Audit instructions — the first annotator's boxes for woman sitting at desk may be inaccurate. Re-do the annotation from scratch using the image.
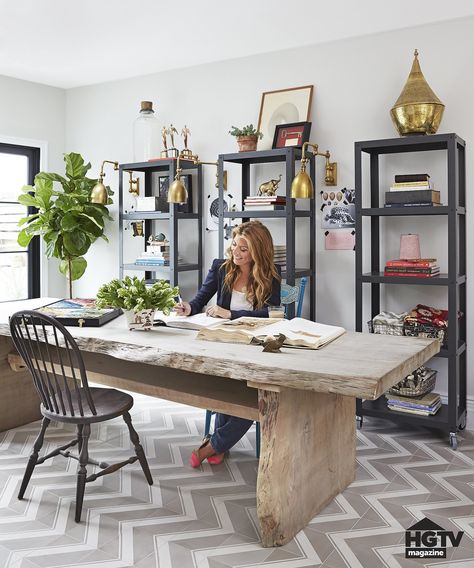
[175,220,281,467]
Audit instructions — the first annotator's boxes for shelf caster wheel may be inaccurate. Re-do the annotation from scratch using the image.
[449,432,458,450]
[459,415,467,431]
[356,415,363,430]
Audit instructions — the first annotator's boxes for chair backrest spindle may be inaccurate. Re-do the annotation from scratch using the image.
[9,310,97,419]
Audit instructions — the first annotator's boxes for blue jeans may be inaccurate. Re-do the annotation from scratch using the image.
[210,413,253,454]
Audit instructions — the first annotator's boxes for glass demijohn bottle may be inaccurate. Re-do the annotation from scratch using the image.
[133,101,161,161]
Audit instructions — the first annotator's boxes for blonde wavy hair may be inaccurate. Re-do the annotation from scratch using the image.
[222,221,280,309]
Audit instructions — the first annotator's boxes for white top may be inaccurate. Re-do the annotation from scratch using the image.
[230,289,253,311]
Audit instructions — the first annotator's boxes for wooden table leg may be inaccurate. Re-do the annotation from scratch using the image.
[257,387,355,547]
[0,336,41,432]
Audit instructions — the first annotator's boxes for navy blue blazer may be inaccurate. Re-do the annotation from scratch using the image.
[189,258,281,320]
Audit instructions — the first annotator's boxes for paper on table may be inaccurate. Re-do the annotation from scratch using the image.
[154,311,228,331]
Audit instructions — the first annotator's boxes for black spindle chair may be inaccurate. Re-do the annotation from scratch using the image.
[9,310,153,522]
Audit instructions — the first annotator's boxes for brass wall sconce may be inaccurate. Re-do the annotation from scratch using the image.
[167,156,222,204]
[290,143,337,199]
[90,160,119,204]
[131,220,144,237]
[128,171,140,197]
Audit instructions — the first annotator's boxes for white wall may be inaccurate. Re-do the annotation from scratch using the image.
[0,74,66,296]
[64,17,473,400]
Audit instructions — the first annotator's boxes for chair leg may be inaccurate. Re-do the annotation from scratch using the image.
[18,417,50,500]
[76,424,84,453]
[123,412,153,485]
[75,423,90,523]
[204,410,213,436]
[256,421,261,459]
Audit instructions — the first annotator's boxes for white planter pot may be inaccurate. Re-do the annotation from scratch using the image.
[124,309,155,331]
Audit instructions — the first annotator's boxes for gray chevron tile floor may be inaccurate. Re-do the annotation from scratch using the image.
[0,393,473,568]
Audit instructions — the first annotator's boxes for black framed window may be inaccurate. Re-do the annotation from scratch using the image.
[0,143,41,301]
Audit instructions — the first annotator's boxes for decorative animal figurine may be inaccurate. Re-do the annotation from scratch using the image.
[257,174,282,196]
[262,333,286,353]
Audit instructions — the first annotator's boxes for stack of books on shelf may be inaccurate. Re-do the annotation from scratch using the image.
[384,174,442,208]
[243,196,286,211]
[135,243,184,267]
[384,258,440,278]
[385,392,441,416]
[273,245,286,271]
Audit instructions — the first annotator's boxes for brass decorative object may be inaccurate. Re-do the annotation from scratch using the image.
[131,221,144,237]
[262,334,286,353]
[291,142,337,199]
[258,174,282,196]
[179,125,198,161]
[128,171,140,197]
[390,50,445,136]
[160,124,179,158]
[91,160,118,204]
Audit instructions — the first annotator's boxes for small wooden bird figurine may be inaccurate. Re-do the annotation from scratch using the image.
[262,333,286,353]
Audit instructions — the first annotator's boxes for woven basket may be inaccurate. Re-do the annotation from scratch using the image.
[388,368,437,397]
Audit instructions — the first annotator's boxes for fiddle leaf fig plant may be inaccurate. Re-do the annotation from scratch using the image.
[17,153,114,298]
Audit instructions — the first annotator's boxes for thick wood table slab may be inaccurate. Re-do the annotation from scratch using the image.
[0,299,439,547]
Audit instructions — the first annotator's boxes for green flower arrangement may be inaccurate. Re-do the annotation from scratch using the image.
[96,276,178,313]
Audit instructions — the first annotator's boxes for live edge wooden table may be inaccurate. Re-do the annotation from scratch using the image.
[0,299,439,547]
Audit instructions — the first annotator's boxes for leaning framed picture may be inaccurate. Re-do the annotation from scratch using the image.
[272,121,312,149]
[155,174,193,213]
[257,85,314,150]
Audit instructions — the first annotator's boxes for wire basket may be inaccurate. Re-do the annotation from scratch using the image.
[403,321,448,348]
[388,367,437,397]
[368,311,406,336]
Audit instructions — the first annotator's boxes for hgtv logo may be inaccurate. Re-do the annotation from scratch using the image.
[405,517,464,559]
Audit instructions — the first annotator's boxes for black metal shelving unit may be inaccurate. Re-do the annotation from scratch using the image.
[354,133,467,449]
[217,148,316,320]
[119,159,203,288]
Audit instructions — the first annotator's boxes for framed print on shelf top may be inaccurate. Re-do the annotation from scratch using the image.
[155,174,193,213]
[272,121,312,149]
[257,85,313,150]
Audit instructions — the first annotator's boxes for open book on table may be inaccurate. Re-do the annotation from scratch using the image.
[154,311,229,331]
[196,317,345,349]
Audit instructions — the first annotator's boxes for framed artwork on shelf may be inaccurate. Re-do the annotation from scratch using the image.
[257,85,314,150]
[321,188,356,229]
[155,174,193,213]
[272,121,312,149]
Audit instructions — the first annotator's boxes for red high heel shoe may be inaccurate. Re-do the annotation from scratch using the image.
[190,436,225,467]
[207,453,225,465]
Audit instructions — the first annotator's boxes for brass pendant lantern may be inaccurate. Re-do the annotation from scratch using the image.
[390,50,445,136]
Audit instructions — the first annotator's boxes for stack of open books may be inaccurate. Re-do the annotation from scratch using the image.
[197,316,345,349]
[154,313,345,350]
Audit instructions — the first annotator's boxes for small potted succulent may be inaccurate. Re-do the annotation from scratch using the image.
[229,124,263,152]
[96,276,178,330]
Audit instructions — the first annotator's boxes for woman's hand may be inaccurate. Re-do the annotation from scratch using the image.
[206,305,231,319]
[174,301,192,316]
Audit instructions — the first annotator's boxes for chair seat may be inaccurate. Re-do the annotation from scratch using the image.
[41,387,134,424]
